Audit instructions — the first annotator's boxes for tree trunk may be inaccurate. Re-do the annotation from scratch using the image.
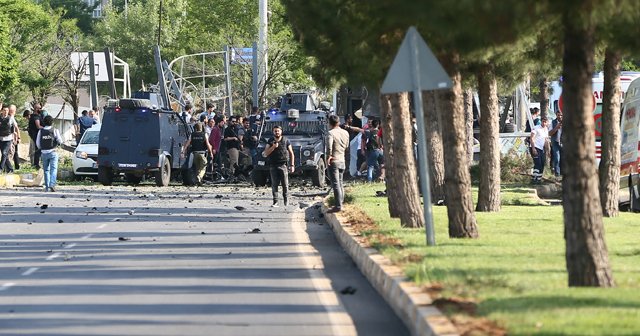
[379,93,400,218]
[476,66,501,212]
[562,17,614,287]
[423,91,445,202]
[599,49,622,217]
[539,78,550,120]
[438,53,479,238]
[389,92,424,228]
[463,88,475,163]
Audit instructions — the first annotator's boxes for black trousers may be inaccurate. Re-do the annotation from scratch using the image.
[30,134,41,168]
[269,164,289,202]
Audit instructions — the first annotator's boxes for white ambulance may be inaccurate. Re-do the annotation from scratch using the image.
[620,78,640,210]
[550,71,640,162]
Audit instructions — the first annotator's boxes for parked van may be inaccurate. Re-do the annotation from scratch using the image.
[619,77,640,211]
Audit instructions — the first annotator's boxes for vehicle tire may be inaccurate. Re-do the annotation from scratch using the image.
[252,169,268,187]
[312,159,326,187]
[155,157,171,187]
[182,167,197,186]
[98,166,113,186]
[125,173,142,185]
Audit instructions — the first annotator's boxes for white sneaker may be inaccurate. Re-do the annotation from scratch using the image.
[271,203,279,208]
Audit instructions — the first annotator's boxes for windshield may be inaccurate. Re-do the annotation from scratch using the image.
[81,130,100,145]
[262,120,325,137]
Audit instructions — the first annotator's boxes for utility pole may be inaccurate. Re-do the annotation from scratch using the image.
[258,0,268,106]
[157,0,163,46]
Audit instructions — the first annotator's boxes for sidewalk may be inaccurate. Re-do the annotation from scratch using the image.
[322,204,459,336]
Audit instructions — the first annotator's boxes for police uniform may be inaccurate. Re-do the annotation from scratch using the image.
[189,131,209,184]
[36,126,63,191]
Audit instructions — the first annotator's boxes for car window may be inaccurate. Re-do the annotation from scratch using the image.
[81,131,100,145]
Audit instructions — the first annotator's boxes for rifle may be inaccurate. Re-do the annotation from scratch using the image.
[257,110,267,143]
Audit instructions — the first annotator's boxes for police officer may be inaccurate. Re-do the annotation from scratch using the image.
[263,125,294,207]
[36,115,63,192]
[182,122,214,185]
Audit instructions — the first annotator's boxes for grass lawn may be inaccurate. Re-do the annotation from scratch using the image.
[342,182,640,335]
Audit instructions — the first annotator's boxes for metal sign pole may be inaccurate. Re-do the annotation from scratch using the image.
[409,32,436,246]
[252,42,259,107]
[88,52,98,109]
[381,26,452,246]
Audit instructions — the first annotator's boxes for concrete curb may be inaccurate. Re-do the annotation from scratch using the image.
[322,205,459,336]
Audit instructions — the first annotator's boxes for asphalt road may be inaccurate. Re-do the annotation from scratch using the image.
[0,183,409,336]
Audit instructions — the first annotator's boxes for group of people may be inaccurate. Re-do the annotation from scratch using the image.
[181,103,262,186]
[0,101,67,192]
[528,107,563,184]
[340,114,386,183]
[181,103,371,212]
[0,103,21,174]
[75,107,100,143]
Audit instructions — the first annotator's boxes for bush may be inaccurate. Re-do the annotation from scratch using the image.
[500,150,532,183]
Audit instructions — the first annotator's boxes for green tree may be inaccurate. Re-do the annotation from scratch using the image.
[92,0,189,88]
[283,0,428,228]
[547,0,615,287]
[21,14,81,106]
[0,15,20,98]
[187,0,314,109]
[44,0,97,34]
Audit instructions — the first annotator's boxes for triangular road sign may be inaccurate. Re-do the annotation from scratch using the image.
[381,27,452,94]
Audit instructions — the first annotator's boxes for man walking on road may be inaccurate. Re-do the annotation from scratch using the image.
[263,125,294,207]
[182,122,214,185]
[327,114,350,213]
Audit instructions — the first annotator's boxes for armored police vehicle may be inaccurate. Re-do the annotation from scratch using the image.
[253,93,328,187]
[97,92,192,186]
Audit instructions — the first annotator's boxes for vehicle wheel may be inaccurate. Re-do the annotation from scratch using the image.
[312,159,326,187]
[125,173,142,185]
[155,158,171,187]
[252,170,268,187]
[98,166,113,186]
[181,167,197,186]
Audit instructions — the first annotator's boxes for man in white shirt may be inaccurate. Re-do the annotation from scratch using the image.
[530,117,550,184]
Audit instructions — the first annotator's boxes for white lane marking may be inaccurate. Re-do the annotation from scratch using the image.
[0,283,16,291]
[81,234,93,240]
[64,243,77,249]
[291,209,357,336]
[22,267,39,276]
[46,253,61,261]
[98,223,108,228]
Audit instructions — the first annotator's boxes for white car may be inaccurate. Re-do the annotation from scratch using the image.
[72,124,101,180]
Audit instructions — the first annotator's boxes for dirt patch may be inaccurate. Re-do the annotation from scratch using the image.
[340,204,403,248]
[450,314,507,336]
